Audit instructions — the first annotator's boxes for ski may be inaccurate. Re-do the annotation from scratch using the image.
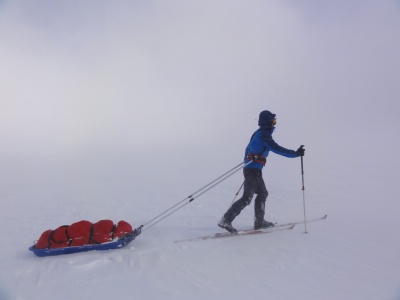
[174,214,327,243]
[215,224,295,238]
[175,224,295,243]
[279,213,327,228]
[238,214,327,234]
[213,214,327,237]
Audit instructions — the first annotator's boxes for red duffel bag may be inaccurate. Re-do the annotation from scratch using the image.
[91,220,115,244]
[114,220,133,238]
[67,220,92,247]
[50,225,70,248]
[35,220,133,249]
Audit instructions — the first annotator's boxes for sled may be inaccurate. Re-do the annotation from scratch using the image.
[29,229,141,257]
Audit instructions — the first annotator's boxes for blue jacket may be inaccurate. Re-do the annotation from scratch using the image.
[244,126,299,169]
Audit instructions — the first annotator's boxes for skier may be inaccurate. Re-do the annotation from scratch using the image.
[218,110,305,233]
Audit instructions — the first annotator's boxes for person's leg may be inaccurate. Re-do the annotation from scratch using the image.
[222,168,260,223]
[253,175,274,229]
[254,175,268,222]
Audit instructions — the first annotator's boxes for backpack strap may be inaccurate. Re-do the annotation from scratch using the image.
[47,230,55,249]
[89,224,100,244]
[111,224,117,240]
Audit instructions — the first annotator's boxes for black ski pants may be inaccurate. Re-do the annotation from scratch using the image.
[223,168,268,223]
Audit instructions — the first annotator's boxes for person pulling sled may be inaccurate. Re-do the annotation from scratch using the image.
[218,110,305,233]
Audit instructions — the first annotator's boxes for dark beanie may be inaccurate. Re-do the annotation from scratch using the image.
[258,110,276,127]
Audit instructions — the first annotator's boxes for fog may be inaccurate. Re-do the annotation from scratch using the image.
[1,3,400,299]
[1,0,399,202]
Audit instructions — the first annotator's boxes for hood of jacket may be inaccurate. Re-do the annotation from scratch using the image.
[258,110,276,127]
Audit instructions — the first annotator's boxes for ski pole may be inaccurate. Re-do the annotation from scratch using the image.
[229,181,244,208]
[299,145,308,234]
[141,160,253,232]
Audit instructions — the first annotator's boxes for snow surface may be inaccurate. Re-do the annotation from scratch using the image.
[1,148,399,300]
[1,1,400,300]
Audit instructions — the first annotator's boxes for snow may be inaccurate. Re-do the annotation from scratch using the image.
[1,1,400,299]
[1,152,399,300]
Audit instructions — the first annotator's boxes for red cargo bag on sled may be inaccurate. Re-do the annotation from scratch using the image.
[30,219,141,257]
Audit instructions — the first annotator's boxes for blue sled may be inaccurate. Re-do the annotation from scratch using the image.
[29,228,142,257]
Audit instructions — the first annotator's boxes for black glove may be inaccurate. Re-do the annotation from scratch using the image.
[296,145,305,157]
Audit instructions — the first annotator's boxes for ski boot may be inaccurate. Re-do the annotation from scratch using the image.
[218,217,238,233]
[254,219,275,230]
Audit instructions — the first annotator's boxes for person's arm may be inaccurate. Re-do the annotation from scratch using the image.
[261,132,299,158]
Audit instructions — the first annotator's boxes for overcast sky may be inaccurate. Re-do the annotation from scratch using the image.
[1,0,399,172]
